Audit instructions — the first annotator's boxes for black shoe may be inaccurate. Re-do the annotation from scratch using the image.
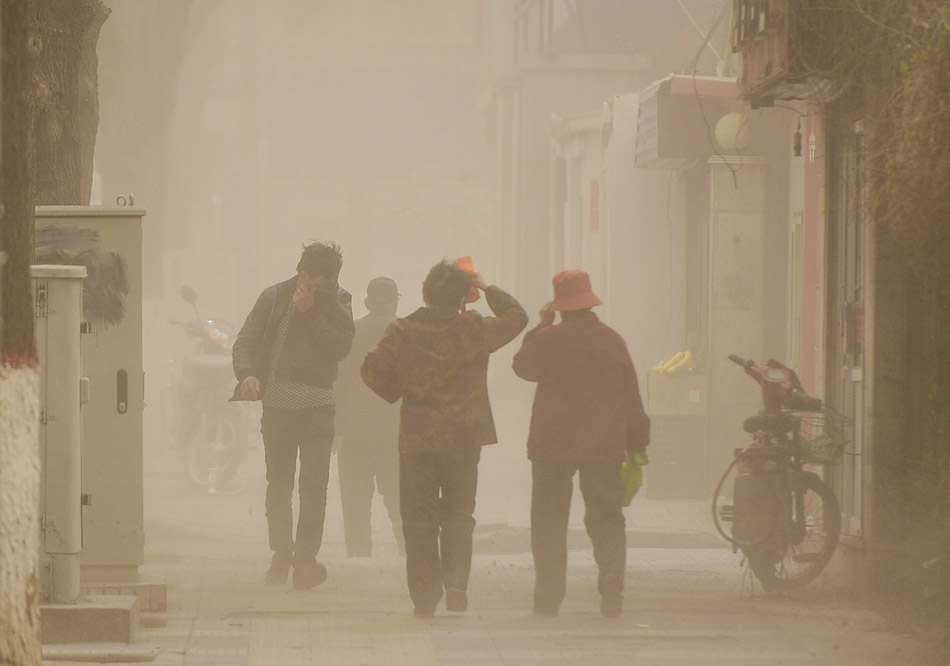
[413,606,435,618]
[445,588,467,612]
[264,552,293,584]
[600,595,622,618]
[292,562,328,590]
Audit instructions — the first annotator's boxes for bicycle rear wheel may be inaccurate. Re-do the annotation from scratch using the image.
[748,471,841,591]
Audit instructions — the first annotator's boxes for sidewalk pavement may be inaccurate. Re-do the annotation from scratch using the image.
[40,444,941,666]
[43,436,946,666]
[44,543,935,666]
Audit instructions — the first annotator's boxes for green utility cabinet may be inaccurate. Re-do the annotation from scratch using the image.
[36,205,145,583]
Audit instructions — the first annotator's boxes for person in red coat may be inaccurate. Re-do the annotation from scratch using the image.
[512,269,650,618]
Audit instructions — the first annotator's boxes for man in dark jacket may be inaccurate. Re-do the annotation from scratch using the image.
[232,241,355,589]
[512,269,649,618]
[361,261,528,618]
[335,276,403,557]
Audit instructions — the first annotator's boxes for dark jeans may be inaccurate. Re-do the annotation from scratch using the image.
[400,447,481,611]
[261,406,335,567]
[531,459,625,612]
[338,438,402,556]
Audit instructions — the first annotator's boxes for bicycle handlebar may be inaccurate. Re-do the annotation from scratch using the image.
[728,353,824,411]
[728,354,752,367]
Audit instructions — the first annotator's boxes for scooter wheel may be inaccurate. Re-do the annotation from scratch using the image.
[747,472,841,591]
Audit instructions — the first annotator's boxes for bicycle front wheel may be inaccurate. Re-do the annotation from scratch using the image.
[748,471,841,591]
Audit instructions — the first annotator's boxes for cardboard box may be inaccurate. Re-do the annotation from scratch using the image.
[647,374,707,417]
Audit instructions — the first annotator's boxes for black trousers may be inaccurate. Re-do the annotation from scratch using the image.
[338,437,402,556]
[531,459,625,612]
[261,406,335,567]
[399,447,481,611]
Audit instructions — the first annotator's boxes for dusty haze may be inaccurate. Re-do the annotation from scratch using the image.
[91,0,730,566]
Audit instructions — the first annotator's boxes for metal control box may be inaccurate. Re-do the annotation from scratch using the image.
[35,205,145,583]
[34,264,86,602]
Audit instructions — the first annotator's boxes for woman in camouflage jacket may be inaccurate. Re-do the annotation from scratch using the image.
[361,261,527,617]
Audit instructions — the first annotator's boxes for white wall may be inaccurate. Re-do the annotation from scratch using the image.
[603,94,686,375]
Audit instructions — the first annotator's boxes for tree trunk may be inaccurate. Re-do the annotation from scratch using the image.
[0,0,43,662]
[33,0,109,205]
[0,0,39,363]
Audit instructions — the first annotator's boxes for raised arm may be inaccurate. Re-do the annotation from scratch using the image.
[479,284,529,352]
[299,285,356,361]
[512,302,555,382]
[512,325,550,382]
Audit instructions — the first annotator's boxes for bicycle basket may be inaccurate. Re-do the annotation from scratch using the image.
[795,409,852,464]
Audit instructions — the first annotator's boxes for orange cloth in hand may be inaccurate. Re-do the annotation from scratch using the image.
[455,256,480,303]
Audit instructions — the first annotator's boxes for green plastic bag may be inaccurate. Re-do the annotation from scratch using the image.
[621,452,649,506]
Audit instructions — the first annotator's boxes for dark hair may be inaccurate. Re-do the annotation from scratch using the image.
[297,241,342,281]
[422,260,471,309]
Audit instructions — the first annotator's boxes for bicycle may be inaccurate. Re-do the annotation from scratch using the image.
[712,355,851,591]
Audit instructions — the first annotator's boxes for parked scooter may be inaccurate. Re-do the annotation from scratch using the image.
[712,355,850,591]
[161,286,252,493]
